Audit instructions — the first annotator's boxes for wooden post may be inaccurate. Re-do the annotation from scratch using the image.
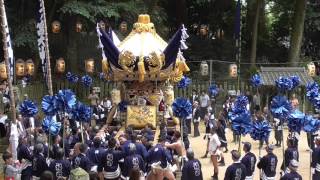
[0,0,16,124]
[40,0,53,96]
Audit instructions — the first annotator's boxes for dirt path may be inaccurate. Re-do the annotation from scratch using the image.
[189,123,312,180]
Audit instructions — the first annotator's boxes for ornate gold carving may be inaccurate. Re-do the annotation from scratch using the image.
[102,59,109,74]
[138,57,146,82]
[127,106,156,129]
[170,69,183,82]
[146,52,164,73]
[119,51,136,73]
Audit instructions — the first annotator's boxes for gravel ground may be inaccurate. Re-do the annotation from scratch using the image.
[190,123,312,180]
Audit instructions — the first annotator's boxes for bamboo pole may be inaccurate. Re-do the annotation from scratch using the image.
[0,0,16,124]
[40,0,53,96]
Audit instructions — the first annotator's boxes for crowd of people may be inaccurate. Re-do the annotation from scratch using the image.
[0,88,320,180]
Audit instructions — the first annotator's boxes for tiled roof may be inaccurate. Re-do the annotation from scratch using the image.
[259,67,313,86]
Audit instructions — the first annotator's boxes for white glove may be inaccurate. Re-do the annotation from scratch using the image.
[311,168,315,174]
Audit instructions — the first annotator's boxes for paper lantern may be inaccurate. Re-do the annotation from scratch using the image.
[307,62,316,77]
[16,59,25,77]
[200,61,208,76]
[119,21,128,34]
[75,20,83,33]
[51,21,61,33]
[229,64,237,78]
[25,59,35,76]
[55,58,65,73]
[85,59,94,73]
[199,24,208,36]
[0,62,7,80]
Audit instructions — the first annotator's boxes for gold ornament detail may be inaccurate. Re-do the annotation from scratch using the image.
[170,69,183,82]
[146,52,164,73]
[133,14,156,33]
[138,57,146,82]
[102,59,109,74]
[176,60,190,73]
[119,51,136,73]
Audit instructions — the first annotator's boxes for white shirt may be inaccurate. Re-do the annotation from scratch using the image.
[0,115,7,124]
[9,123,19,140]
[199,94,210,107]
[208,133,221,153]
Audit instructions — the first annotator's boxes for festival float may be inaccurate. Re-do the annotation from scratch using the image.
[97,14,190,132]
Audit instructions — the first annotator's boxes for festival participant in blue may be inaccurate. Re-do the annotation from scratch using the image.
[71,143,93,172]
[146,137,175,180]
[17,136,33,180]
[119,134,132,156]
[274,118,283,147]
[311,136,320,180]
[51,135,62,159]
[182,149,203,180]
[86,136,106,171]
[49,148,71,179]
[224,150,246,180]
[240,142,256,180]
[32,143,49,179]
[281,137,299,175]
[257,144,278,180]
[123,143,145,179]
[280,160,302,180]
[98,138,125,180]
[131,133,148,160]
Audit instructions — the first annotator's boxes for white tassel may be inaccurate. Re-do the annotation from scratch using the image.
[96,24,107,59]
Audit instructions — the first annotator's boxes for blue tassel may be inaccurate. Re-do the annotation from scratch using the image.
[18,100,38,117]
[250,121,272,141]
[270,95,292,120]
[172,97,192,119]
[208,84,219,97]
[55,89,77,112]
[71,102,93,123]
[287,109,305,132]
[41,95,57,116]
[81,75,93,87]
[42,116,61,136]
[177,76,191,89]
[251,74,262,88]
[275,76,293,92]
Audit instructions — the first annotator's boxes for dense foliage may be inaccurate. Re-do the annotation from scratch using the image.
[0,0,319,78]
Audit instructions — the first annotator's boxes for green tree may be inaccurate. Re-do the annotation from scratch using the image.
[288,0,307,66]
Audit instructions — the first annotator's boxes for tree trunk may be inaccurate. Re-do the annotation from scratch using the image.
[249,0,262,67]
[288,0,307,66]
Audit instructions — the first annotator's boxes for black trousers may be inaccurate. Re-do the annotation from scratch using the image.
[193,122,200,137]
[185,118,191,134]
[21,166,32,180]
